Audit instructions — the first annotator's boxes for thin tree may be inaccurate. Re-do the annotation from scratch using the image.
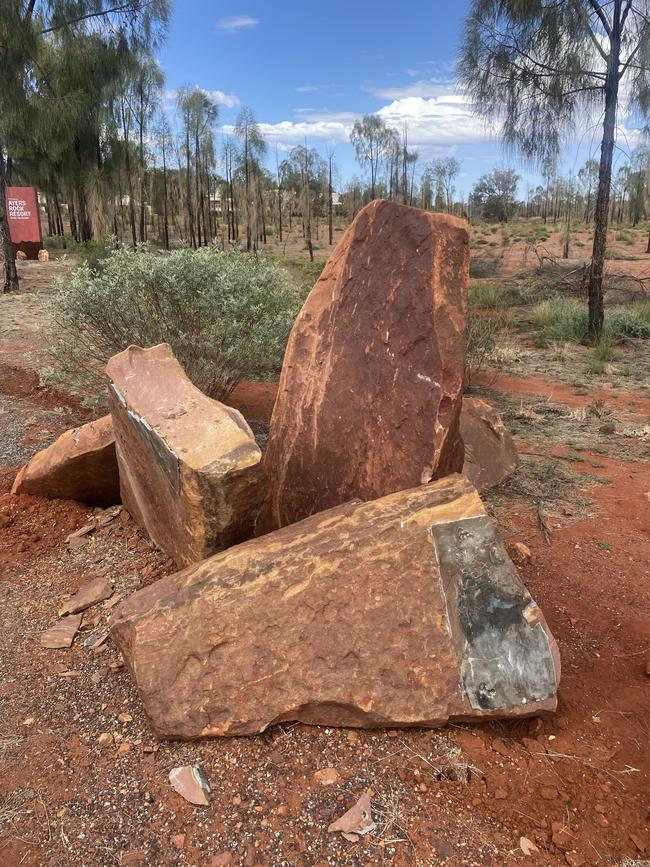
[459,0,650,339]
[326,146,336,245]
[350,115,393,200]
[234,107,266,250]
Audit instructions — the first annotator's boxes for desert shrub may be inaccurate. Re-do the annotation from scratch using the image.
[469,281,523,308]
[615,229,634,245]
[74,238,114,271]
[606,305,650,340]
[465,305,518,384]
[43,234,68,250]
[593,335,613,362]
[45,245,301,404]
[531,298,590,342]
[604,247,631,260]
[469,254,499,278]
[532,297,650,344]
[273,255,327,295]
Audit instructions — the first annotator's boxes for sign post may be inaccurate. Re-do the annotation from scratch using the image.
[5,186,42,260]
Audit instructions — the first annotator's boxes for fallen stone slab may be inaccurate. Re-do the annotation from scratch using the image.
[58,576,113,616]
[461,397,518,492]
[111,474,560,739]
[106,344,264,567]
[12,415,120,506]
[259,199,469,533]
[40,614,82,649]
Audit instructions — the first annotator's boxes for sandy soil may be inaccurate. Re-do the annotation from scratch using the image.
[0,256,649,867]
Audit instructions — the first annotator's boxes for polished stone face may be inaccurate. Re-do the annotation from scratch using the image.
[432,515,558,712]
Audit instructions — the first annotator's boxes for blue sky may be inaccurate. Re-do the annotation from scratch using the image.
[157,1,640,197]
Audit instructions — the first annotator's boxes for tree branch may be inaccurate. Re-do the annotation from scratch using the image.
[588,0,612,36]
[572,0,610,61]
[40,1,152,35]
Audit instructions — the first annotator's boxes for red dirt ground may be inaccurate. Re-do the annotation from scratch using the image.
[1,364,649,866]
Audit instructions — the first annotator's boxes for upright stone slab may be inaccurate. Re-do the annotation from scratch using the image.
[11,415,120,506]
[106,344,263,567]
[259,199,469,533]
[461,397,518,492]
[111,474,560,739]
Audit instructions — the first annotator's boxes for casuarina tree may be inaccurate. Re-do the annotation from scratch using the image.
[0,0,169,293]
[459,0,650,339]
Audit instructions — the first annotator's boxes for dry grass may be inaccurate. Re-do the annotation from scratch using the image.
[0,734,24,763]
[0,790,26,827]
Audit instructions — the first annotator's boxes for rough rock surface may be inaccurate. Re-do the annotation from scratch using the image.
[461,397,518,491]
[11,415,120,506]
[106,344,263,567]
[58,576,113,616]
[40,614,82,649]
[259,199,469,532]
[111,474,560,739]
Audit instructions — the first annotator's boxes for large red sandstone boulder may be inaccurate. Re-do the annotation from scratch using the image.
[11,415,119,506]
[106,344,263,567]
[259,199,469,533]
[461,397,518,491]
[111,474,560,739]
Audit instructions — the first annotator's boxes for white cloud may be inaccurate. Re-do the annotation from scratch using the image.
[365,78,460,100]
[216,15,258,32]
[222,118,353,147]
[376,95,498,147]
[222,86,497,155]
[295,85,319,93]
[205,89,240,108]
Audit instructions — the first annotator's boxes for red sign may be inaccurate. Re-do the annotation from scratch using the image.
[6,186,42,246]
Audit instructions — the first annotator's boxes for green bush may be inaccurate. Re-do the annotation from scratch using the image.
[469,281,523,308]
[606,305,650,340]
[43,234,68,250]
[531,297,650,344]
[531,298,590,342]
[45,245,301,404]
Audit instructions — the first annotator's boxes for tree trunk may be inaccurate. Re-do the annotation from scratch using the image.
[162,139,169,251]
[124,146,138,248]
[588,12,621,341]
[185,120,195,248]
[0,147,19,293]
[139,107,146,243]
[328,156,333,245]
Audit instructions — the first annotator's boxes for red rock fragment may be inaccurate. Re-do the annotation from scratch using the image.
[12,415,119,506]
[39,614,82,649]
[58,576,113,616]
[328,792,376,837]
[460,396,518,491]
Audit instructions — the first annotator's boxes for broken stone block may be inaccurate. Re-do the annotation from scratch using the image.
[40,614,82,649]
[258,199,469,533]
[12,415,119,506]
[111,474,560,739]
[106,344,263,567]
[58,576,113,616]
[460,397,518,491]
